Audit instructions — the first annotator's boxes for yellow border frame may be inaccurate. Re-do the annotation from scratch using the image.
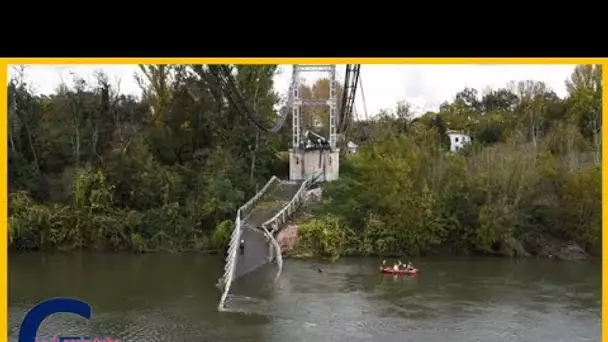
[0,58,605,342]
[1,57,607,64]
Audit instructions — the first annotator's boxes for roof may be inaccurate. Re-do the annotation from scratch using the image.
[446,130,469,135]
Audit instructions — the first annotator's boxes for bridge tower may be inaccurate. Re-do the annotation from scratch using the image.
[288,65,340,182]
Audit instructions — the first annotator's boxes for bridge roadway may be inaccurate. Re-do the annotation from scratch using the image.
[233,180,303,281]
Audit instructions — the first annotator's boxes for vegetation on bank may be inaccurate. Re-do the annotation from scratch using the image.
[295,65,601,260]
[8,65,601,260]
[8,65,287,252]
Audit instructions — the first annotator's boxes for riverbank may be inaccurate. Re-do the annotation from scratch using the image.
[286,235,593,262]
[279,146,600,263]
[280,209,595,263]
[8,189,235,253]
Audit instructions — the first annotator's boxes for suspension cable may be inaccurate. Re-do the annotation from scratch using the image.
[208,65,290,134]
[358,72,369,120]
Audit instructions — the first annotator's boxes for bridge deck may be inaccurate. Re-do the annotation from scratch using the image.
[233,180,303,281]
[243,180,303,227]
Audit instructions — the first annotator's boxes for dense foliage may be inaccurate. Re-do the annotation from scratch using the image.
[296,65,602,260]
[8,64,602,260]
[8,65,293,252]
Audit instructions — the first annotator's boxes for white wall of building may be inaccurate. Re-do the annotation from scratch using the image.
[447,131,471,152]
[289,149,340,182]
[347,141,358,154]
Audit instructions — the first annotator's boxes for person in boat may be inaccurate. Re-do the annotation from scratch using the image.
[405,261,413,271]
[393,262,399,272]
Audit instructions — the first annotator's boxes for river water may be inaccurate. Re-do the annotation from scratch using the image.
[9,253,601,342]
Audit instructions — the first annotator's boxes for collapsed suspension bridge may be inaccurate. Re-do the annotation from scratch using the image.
[212,64,362,311]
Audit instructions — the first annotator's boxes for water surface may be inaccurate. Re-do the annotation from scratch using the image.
[9,253,601,342]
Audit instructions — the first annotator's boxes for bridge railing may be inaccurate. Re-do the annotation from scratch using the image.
[218,173,321,311]
[262,172,321,234]
[260,172,322,280]
[218,176,280,311]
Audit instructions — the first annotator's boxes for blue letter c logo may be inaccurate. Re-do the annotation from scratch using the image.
[18,298,92,342]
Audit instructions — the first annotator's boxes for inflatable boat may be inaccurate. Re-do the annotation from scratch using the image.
[380,267,418,275]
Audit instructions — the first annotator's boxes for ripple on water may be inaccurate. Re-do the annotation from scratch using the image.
[224,295,271,316]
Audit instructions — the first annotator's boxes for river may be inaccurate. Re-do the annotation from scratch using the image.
[8,253,601,342]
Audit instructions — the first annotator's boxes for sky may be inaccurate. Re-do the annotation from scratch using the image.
[8,64,577,117]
